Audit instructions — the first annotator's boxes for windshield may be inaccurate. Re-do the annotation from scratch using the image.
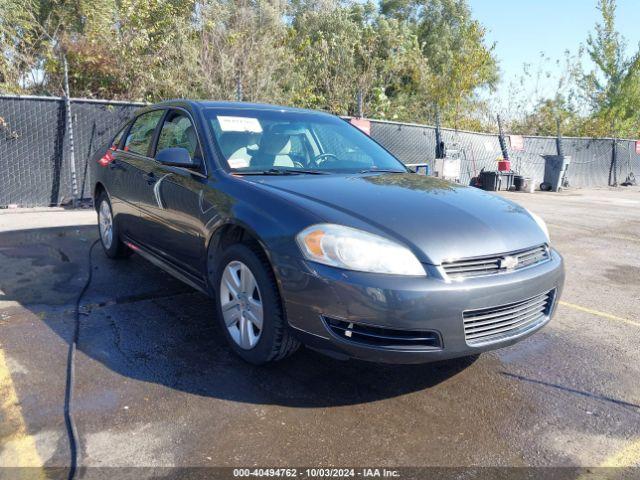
[204,108,406,173]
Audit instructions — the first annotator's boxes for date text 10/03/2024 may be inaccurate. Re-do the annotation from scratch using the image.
[232,468,401,478]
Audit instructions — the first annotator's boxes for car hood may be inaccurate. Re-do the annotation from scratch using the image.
[247,173,548,264]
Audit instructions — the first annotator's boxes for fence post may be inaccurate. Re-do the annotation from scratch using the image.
[236,71,243,102]
[556,118,564,157]
[356,89,363,118]
[609,138,618,187]
[497,114,509,161]
[435,105,444,159]
[63,55,79,207]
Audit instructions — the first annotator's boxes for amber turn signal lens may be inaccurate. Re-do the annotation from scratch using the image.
[303,229,325,257]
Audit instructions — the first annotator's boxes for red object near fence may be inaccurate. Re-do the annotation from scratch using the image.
[498,160,511,172]
[635,141,640,154]
[510,135,525,152]
[350,118,371,136]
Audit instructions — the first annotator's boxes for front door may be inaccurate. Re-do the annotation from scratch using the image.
[138,109,209,279]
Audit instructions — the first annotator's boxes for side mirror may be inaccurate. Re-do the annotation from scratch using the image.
[156,147,201,169]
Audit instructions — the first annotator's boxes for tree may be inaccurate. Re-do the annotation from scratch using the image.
[61,0,200,101]
[579,0,640,136]
[0,0,499,129]
[287,1,379,114]
[502,0,640,137]
[197,0,292,103]
[0,0,59,94]
[378,0,498,127]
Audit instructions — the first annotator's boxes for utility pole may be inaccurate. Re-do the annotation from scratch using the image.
[63,55,79,207]
[356,89,363,118]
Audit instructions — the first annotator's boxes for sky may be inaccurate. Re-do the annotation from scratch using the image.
[468,0,640,103]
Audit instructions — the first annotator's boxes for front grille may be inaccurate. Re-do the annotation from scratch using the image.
[324,317,441,350]
[463,290,555,346]
[442,245,550,279]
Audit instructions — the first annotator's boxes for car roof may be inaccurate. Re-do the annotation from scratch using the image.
[153,99,334,117]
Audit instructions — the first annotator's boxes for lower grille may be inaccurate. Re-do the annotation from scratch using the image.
[324,318,441,350]
[463,290,555,346]
[442,245,550,279]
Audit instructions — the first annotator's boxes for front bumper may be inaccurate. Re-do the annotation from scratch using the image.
[274,249,565,364]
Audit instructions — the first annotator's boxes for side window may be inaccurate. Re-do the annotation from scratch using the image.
[156,111,201,159]
[124,110,164,156]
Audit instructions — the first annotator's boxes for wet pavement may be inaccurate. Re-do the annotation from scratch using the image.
[0,187,639,471]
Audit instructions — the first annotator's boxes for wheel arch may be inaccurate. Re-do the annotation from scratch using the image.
[93,182,107,210]
[205,220,284,299]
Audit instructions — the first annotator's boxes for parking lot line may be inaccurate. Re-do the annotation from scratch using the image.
[558,301,640,468]
[558,301,640,328]
[599,439,640,467]
[0,347,44,470]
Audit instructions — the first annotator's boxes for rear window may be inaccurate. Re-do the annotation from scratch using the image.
[111,124,128,150]
[124,110,164,156]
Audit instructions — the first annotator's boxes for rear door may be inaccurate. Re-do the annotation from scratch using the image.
[137,109,209,277]
[116,109,165,241]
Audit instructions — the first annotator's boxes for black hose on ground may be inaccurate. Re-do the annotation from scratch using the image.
[64,239,99,480]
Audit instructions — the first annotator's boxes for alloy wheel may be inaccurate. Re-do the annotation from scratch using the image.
[220,260,264,350]
[99,200,113,249]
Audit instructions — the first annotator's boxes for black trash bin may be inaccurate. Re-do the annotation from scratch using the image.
[514,175,524,189]
[541,155,571,192]
[479,171,500,191]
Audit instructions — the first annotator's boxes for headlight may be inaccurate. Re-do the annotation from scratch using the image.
[296,224,426,276]
[527,210,550,242]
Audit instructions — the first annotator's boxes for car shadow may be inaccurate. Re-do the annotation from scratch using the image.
[0,223,479,408]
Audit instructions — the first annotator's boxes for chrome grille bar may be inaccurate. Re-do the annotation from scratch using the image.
[463,290,554,345]
[442,245,550,279]
[463,300,547,327]
[465,309,547,337]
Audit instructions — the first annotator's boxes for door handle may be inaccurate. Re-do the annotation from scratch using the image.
[143,172,157,185]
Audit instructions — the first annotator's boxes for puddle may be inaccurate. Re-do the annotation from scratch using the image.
[0,226,94,305]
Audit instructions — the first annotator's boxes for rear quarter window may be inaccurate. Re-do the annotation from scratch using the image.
[111,124,128,150]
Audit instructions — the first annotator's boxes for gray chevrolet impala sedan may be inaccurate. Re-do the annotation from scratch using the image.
[93,100,565,364]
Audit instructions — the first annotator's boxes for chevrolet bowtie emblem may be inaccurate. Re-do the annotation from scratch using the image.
[499,255,518,270]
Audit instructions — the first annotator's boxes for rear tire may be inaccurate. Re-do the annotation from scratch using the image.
[210,243,300,364]
[96,192,132,259]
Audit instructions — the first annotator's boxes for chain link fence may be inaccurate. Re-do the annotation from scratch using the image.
[0,95,144,207]
[1,95,638,207]
[370,119,639,188]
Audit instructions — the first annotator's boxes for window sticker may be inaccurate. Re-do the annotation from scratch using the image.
[218,116,263,133]
[228,158,250,168]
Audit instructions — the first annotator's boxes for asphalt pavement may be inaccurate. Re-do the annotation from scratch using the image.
[0,187,639,475]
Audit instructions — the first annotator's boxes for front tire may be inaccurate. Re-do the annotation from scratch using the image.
[96,192,132,259]
[211,243,300,364]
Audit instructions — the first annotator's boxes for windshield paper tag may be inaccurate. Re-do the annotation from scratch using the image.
[218,116,263,133]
